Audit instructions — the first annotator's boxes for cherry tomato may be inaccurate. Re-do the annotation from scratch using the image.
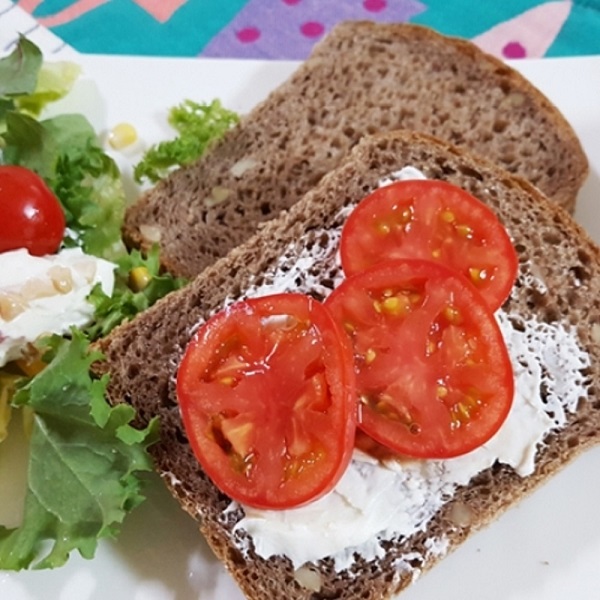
[0,165,65,256]
[325,259,514,459]
[176,293,357,509]
[340,180,518,311]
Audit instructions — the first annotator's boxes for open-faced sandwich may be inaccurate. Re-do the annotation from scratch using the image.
[96,126,599,599]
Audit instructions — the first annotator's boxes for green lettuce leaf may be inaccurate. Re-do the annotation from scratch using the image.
[0,332,159,570]
[134,99,239,184]
[0,36,41,98]
[85,246,188,340]
[15,60,82,116]
[0,36,79,124]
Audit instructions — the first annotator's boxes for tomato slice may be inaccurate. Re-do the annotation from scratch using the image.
[325,259,514,459]
[340,180,518,311]
[0,165,65,256]
[176,293,357,509]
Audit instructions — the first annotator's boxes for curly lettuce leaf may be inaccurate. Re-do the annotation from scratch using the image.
[134,99,239,184]
[0,332,158,570]
[49,140,126,258]
[85,246,188,340]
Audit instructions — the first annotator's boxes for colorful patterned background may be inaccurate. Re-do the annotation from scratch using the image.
[5,0,600,60]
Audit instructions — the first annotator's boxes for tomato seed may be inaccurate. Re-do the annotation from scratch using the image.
[377,222,391,235]
[443,305,461,324]
[364,348,377,364]
[441,209,456,223]
[455,223,474,239]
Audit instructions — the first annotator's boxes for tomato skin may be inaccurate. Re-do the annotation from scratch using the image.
[176,293,357,510]
[325,259,514,459]
[340,180,518,311]
[0,165,65,256]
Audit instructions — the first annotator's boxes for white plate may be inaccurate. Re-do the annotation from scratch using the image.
[1,53,600,600]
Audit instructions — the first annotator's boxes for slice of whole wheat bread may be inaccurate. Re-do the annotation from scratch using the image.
[97,130,600,600]
[122,21,588,279]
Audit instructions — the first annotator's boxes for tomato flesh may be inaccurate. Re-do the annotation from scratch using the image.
[176,293,357,509]
[0,165,65,256]
[340,180,518,311]
[325,259,514,459]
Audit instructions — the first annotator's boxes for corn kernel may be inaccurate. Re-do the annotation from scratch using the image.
[128,266,152,292]
[108,122,138,150]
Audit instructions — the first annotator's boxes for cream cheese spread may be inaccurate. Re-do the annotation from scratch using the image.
[217,167,590,572]
[236,312,589,571]
[0,247,115,366]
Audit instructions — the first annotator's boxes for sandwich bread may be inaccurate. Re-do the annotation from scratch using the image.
[97,129,600,600]
[122,21,588,279]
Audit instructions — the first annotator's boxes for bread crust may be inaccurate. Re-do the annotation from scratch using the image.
[97,130,600,600]
[122,21,588,279]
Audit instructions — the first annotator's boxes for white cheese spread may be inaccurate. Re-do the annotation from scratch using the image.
[215,167,590,572]
[236,312,589,570]
[0,247,115,366]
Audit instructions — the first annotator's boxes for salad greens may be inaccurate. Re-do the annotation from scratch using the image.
[133,98,239,184]
[0,35,80,118]
[0,36,42,106]
[0,36,233,570]
[3,78,126,258]
[0,35,157,572]
[0,35,124,256]
[0,332,158,570]
[86,246,187,341]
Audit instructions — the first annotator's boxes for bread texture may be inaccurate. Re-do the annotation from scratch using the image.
[97,130,600,600]
[123,21,588,279]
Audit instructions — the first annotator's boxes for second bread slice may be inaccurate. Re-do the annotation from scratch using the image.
[123,21,588,279]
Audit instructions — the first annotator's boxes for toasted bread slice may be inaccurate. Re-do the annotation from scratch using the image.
[122,21,588,279]
[98,130,600,600]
